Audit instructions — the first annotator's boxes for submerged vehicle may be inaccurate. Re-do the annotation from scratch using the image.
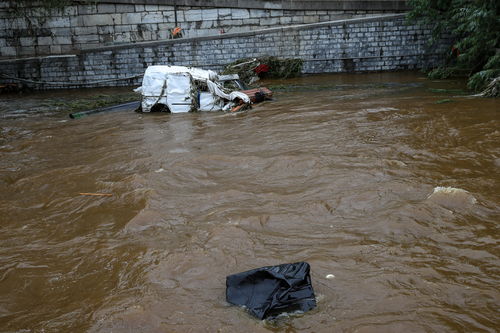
[134,65,272,113]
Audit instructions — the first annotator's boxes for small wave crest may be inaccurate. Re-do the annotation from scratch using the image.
[427,186,477,210]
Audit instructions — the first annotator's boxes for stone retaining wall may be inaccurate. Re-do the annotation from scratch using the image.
[107,0,409,11]
[0,15,450,90]
[0,1,404,59]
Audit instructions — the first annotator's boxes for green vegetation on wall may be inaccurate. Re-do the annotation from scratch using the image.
[407,0,499,96]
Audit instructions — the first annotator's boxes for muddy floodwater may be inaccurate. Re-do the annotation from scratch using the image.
[1,72,499,332]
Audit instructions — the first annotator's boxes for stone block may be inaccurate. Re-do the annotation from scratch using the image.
[135,5,145,12]
[68,15,82,27]
[304,16,319,24]
[52,27,72,36]
[218,8,231,17]
[61,45,74,53]
[157,23,171,31]
[78,5,98,15]
[79,42,100,49]
[37,45,51,54]
[62,6,78,16]
[280,16,292,25]
[249,9,267,18]
[114,24,133,33]
[185,9,202,21]
[0,17,7,30]
[158,5,174,11]
[219,19,232,27]
[141,12,164,24]
[122,13,142,25]
[116,4,135,13]
[270,10,283,17]
[200,20,213,29]
[114,32,131,43]
[130,31,141,41]
[73,26,97,35]
[111,14,122,25]
[98,4,116,14]
[45,17,70,28]
[245,18,259,25]
[232,9,249,19]
[162,10,175,21]
[175,11,185,22]
[50,45,62,54]
[157,30,169,40]
[82,14,115,26]
[53,36,72,45]
[74,34,99,43]
[19,46,35,56]
[141,31,152,40]
[202,9,218,20]
[37,36,52,46]
[20,37,35,47]
[261,18,279,26]
[98,25,115,35]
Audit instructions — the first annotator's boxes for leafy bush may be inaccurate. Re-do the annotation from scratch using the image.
[408,0,499,95]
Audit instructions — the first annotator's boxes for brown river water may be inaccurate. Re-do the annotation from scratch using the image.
[0,72,499,332]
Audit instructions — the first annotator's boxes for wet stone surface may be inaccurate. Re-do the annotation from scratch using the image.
[0,72,499,332]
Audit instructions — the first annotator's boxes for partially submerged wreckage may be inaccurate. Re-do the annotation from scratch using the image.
[134,65,273,113]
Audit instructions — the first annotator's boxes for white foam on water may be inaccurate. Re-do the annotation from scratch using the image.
[427,186,477,210]
[169,148,190,153]
[365,107,399,113]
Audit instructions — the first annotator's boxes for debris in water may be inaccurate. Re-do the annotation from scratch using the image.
[222,56,303,86]
[134,65,272,113]
[435,99,454,104]
[478,76,500,97]
[226,262,316,320]
[326,274,335,279]
[383,159,408,167]
[69,101,140,119]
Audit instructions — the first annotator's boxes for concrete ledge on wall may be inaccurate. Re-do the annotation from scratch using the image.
[102,0,409,11]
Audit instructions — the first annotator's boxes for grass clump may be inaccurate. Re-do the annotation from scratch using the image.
[43,92,138,113]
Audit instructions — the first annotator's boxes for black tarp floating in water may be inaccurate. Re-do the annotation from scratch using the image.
[226,262,316,320]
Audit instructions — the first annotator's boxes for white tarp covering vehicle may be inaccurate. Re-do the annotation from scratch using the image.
[134,65,251,113]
